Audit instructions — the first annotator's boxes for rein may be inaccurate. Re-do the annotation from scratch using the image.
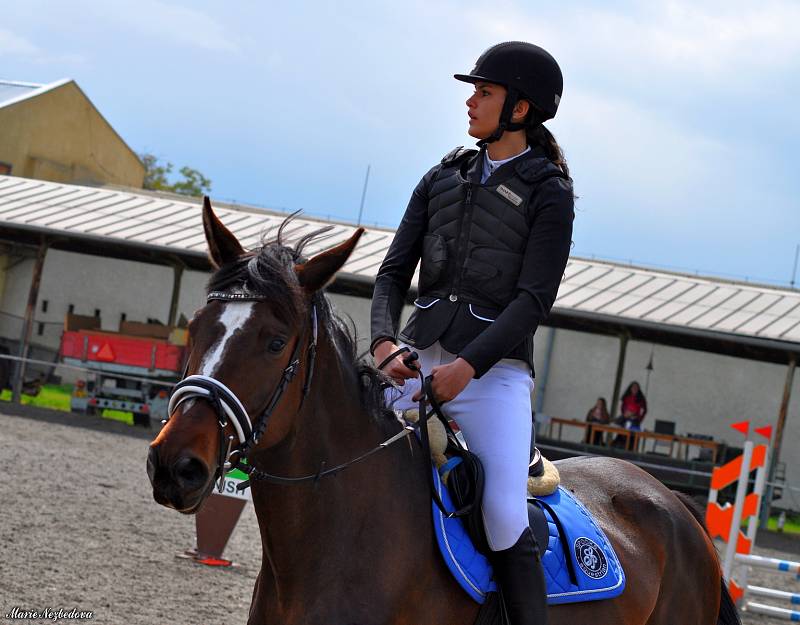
[382,346,478,519]
[166,291,415,493]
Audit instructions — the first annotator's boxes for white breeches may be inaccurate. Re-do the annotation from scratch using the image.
[386,342,534,551]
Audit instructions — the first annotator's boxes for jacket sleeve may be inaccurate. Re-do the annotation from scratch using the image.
[458,177,574,377]
[369,166,438,354]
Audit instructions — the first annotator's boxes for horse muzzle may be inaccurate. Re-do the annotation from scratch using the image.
[147,446,214,513]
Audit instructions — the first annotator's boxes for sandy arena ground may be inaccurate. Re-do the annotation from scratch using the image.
[1,404,797,624]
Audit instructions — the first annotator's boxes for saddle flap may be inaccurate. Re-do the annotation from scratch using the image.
[431,469,626,607]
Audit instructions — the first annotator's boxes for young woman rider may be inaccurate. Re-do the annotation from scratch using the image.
[370,42,574,625]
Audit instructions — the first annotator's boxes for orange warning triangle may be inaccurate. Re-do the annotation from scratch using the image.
[730,421,750,436]
[754,425,773,441]
[96,342,115,361]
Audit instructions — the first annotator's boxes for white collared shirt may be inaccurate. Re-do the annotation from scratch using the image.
[481,146,531,183]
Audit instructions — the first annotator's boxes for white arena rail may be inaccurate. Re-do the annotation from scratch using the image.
[748,585,800,605]
[734,553,800,621]
[745,601,800,621]
[736,553,800,575]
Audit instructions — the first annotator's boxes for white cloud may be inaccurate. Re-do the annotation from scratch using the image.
[91,0,242,54]
[0,28,40,56]
[642,1,800,74]
[0,27,86,66]
[556,86,730,213]
[463,1,800,84]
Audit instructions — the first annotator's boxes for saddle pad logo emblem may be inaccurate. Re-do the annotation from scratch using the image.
[573,537,608,579]
[496,185,523,206]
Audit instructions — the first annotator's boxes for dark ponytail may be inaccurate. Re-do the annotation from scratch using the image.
[521,102,570,178]
[526,123,570,179]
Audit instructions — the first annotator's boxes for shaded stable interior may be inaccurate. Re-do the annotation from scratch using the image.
[536,308,797,516]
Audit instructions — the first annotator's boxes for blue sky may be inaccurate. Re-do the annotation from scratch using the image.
[3,0,799,285]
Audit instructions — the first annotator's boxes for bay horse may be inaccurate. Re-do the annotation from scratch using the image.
[148,198,739,625]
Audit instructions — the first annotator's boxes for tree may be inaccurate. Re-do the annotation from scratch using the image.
[140,153,172,190]
[140,153,212,197]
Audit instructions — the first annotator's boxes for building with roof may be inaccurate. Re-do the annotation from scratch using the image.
[0,174,797,511]
[0,79,144,187]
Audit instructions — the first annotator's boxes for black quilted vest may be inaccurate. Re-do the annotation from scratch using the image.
[419,147,568,308]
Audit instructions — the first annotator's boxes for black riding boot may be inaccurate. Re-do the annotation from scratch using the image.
[491,527,549,625]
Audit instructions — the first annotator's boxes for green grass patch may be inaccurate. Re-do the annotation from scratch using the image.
[0,383,72,411]
[1,384,134,425]
[101,409,134,425]
[765,515,800,534]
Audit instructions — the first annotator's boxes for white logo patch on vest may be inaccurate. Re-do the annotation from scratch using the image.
[496,184,523,206]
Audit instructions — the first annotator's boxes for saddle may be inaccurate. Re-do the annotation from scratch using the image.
[402,407,561,553]
[399,408,626,608]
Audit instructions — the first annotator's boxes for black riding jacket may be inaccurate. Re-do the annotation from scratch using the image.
[370,145,574,378]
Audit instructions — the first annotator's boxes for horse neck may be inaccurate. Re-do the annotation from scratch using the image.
[249,330,431,605]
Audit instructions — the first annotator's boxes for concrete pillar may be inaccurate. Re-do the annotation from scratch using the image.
[533,326,557,415]
[11,238,48,403]
[168,262,184,327]
[760,355,796,527]
[610,333,630,419]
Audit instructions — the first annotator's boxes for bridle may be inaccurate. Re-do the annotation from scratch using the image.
[165,289,415,494]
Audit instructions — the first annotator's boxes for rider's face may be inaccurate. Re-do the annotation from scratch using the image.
[466,82,506,139]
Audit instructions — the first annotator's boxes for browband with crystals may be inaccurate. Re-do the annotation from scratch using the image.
[207,290,266,302]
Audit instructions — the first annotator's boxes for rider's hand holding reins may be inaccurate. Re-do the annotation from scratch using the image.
[412,357,475,403]
[373,340,419,384]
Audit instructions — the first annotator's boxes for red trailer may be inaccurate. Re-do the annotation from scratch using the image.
[60,315,187,427]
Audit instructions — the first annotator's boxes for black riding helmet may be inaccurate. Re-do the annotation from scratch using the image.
[455,41,563,146]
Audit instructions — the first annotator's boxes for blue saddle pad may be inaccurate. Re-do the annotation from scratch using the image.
[431,466,626,605]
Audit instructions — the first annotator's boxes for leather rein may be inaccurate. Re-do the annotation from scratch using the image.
[165,291,415,493]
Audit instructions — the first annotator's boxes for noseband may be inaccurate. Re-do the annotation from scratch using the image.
[165,290,415,494]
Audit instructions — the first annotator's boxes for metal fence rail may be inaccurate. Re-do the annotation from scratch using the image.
[0,353,175,387]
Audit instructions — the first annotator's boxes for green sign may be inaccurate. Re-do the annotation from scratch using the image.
[217,466,252,501]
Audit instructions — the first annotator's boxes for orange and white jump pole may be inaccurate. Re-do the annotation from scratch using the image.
[705,421,772,604]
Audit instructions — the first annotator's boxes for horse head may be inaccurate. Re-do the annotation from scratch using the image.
[147,197,363,513]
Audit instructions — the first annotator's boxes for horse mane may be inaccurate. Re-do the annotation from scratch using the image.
[206,217,396,431]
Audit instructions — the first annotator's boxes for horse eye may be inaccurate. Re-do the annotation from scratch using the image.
[268,338,287,353]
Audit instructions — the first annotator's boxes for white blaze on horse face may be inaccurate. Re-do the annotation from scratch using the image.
[200,302,256,377]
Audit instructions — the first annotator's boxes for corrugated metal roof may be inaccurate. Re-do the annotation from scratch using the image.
[556,258,800,344]
[0,81,40,106]
[0,174,410,284]
[1,174,799,348]
[0,79,72,109]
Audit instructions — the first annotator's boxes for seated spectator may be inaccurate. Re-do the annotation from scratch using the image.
[585,397,610,445]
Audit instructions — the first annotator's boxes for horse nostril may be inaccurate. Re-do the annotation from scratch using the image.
[147,446,160,483]
[172,456,209,489]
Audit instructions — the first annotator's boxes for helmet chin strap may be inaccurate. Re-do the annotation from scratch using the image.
[476,88,542,148]
[477,87,523,148]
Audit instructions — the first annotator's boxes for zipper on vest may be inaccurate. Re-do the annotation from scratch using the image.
[450,182,474,301]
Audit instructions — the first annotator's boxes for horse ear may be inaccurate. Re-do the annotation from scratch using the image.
[296,228,364,293]
[202,196,245,268]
